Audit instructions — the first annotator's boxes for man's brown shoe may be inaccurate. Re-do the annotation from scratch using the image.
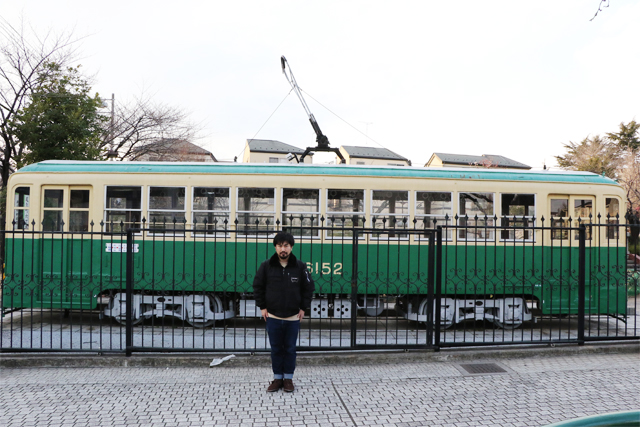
[267,379,283,392]
[283,379,295,392]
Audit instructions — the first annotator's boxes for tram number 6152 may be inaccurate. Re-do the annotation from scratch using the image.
[306,262,343,275]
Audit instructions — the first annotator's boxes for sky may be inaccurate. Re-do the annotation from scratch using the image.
[2,1,640,168]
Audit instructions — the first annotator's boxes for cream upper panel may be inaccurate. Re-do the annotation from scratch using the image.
[6,171,625,232]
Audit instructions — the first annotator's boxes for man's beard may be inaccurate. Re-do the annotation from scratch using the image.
[278,252,289,260]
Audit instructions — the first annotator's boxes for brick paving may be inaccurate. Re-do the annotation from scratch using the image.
[1,351,639,426]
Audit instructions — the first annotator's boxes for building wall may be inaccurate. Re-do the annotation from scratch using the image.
[243,147,312,163]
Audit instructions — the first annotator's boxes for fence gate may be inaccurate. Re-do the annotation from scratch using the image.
[338,229,440,351]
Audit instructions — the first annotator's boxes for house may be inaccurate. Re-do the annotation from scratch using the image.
[337,145,411,166]
[242,139,312,163]
[131,139,216,162]
[426,153,531,170]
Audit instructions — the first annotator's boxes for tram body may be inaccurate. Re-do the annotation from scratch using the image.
[2,161,628,328]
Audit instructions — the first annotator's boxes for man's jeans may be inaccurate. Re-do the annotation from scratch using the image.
[266,317,300,379]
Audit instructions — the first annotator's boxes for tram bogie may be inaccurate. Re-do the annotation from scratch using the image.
[396,296,533,329]
[100,293,234,327]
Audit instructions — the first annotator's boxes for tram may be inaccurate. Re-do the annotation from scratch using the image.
[2,160,628,328]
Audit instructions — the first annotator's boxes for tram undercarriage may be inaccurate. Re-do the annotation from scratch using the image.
[99,293,532,329]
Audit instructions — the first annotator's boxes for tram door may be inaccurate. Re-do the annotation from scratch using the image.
[39,186,93,308]
[549,195,596,310]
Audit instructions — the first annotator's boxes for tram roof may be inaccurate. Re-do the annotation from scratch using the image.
[15,160,618,185]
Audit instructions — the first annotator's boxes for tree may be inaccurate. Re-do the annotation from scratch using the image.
[555,135,621,178]
[12,62,105,166]
[556,121,640,247]
[0,19,80,187]
[618,149,640,209]
[607,120,640,151]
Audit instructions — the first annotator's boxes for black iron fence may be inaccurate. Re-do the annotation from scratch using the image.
[1,218,638,354]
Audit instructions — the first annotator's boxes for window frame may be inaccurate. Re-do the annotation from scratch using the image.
[191,186,231,236]
[281,188,321,238]
[325,188,366,239]
[41,187,66,232]
[605,196,621,240]
[104,185,143,233]
[68,188,92,233]
[549,195,595,241]
[236,187,276,235]
[147,186,187,235]
[13,186,31,230]
[499,193,536,242]
[457,191,495,241]
[370,189,410,240]
[414,191,453,241]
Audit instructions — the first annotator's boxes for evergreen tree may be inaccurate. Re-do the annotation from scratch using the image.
[12,62,106,167]
[607,120,640,151]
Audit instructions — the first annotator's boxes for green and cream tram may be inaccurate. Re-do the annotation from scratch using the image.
[2,160,628,328]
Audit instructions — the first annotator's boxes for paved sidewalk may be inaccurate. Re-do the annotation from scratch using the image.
[1,345,639,427]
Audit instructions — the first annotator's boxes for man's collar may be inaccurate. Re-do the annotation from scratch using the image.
[269,252,297,267]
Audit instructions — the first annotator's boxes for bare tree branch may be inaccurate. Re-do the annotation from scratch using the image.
[102,90,199,161]
[0,16,83,187]
[590,0,610,21]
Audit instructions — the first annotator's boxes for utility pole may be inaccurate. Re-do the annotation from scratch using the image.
[108,93,117,159]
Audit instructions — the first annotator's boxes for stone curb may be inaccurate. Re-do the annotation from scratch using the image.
[1,341,638,369]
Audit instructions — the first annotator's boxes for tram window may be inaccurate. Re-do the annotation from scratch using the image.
[148,187,186,233]
[237,187,275,234]
[372,190,409,239]
[415,191,452,240]
[43,189,64,232]
[13,187,30,230]
[574,198,593,240]
[458,192,494,240]
[282,189,320,237]
[606,197,620,239]
[550,198,569,240]
[69,189,90,232]
[192,187,230,233]
[326,189,365,239]
[105,186,142,232]
[500,194,535,241]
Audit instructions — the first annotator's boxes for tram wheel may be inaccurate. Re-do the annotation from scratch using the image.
[187,319,215,328]
[114,316,145,326]
[418,298,454,330]
[493,320,522,330]
[186,295,223,328]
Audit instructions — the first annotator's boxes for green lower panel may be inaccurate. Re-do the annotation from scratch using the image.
[2,237,627,315]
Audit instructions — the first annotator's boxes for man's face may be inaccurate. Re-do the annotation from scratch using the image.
[275,242,292,261]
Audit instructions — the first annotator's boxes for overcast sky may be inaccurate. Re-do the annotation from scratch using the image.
[3,1,640,168]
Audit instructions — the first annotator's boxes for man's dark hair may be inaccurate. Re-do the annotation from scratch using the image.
[273,232,295,247]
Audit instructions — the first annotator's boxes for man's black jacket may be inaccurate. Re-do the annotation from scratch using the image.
[252,252,315,318]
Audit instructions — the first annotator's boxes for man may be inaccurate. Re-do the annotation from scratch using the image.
[253,232,315,392]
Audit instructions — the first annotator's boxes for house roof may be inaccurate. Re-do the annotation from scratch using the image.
[430,153,530,169]
[341,145,409,161]
[247,139,308,155]
[133,139,216,158]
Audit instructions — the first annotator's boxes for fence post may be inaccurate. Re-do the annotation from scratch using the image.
[426,231,435,348]
[125,229,134,356]
[577,225,586,345]
[350,231,359,348]
[434,226,443,350]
